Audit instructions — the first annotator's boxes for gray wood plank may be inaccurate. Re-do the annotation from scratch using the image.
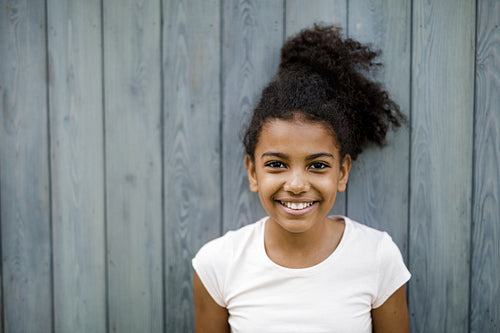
[471,1,500,331]
[103,0,163,331]
[0,261,2,333]
[163,0,221,331]
[0,266,2,333]
[347,0,411,260]
[285,0,348,217]
[409,0,475,332]
[0,0,53,332]
[46,0,106,332]
[222,0,284,232]
[286,0,347,36]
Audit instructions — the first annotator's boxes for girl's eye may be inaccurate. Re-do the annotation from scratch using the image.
[265,161,286,168]
[310,162,328,169]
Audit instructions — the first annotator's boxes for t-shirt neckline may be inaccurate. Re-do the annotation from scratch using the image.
[258,215,351,275]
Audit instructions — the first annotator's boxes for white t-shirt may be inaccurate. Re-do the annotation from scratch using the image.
[192,216,411,333]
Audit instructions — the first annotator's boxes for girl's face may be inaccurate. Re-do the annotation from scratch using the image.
[245,117,351,234]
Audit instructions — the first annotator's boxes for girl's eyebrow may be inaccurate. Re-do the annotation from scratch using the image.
[307,153,335,160]
[261,152,334,160]
[261,152,287,159]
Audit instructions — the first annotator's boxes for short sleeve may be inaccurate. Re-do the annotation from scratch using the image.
[192,236,229,307]
[372,232,411,308]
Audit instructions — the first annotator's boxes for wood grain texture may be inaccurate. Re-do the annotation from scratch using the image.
[409,0,475,332]
[47,0,106,332]
[1,1,499,331]
[103,0,163,331]
[222,0,284,232]
[285,0,348,217]
[285,0,347,36]
[0,264,2,333]
[163,0,221,331]
[471,1,500,332]
[347,0,410,260]
[0,0,52,332]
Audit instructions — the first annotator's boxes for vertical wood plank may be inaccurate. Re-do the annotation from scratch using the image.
[347,0,411,259]
[471,1,500,332]
[0,260,2,333]
[0,228,2,333]
[285,0,348,216]
[103,0,163,331]
[46,0,106,332]
[222,0,284,232]
[286,0,347,35]
[0,0,53,332]
[409,0,475,332]
[163,0,221,331]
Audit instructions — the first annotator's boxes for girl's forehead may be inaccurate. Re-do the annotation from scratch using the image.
[257,118,340,152]
[261,117,336,139]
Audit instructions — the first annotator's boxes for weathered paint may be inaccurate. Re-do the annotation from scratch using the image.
[0,0,498,332]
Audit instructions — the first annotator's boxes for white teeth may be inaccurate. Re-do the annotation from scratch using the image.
[280,201,314,210]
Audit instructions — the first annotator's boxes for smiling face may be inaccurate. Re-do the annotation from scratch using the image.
[245,116,351,234]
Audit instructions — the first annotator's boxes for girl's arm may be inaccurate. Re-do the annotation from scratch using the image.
[371,285,410,333]
[193,271,230,333]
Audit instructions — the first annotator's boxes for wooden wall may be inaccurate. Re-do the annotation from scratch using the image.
[0,0,498,332]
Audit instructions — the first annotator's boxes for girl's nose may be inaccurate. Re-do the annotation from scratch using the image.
[283,170,310,193]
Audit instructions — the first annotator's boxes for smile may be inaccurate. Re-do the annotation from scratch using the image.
[279,201,315,210]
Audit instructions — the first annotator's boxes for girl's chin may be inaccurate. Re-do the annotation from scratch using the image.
[267,216,323,235]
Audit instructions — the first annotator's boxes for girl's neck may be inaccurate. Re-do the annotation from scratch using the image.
[263,217,345,269]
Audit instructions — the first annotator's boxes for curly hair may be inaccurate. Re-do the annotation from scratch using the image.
[243,24,405,161]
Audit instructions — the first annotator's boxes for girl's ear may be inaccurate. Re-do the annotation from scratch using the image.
[337,154,351,192]
[245,155,259,193]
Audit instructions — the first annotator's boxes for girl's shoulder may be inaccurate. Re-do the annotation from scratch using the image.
[334,215,399,255]
[194,217,266,261]
[339,216,409,282]
[192,217,267,305]
[336,215,389,239]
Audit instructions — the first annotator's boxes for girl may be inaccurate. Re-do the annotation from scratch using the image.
[193,24,411,332]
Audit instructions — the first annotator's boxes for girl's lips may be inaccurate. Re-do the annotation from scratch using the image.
[277,200,318,216]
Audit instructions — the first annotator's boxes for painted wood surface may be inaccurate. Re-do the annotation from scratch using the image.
[285,0,347,38]
[471,1,500,332]
[103,0,163,331]
[285,0,348,217]
[0,0,499,332]
[163,0,221,331]
[347,0,411,259]
[47,0,106,332]
[0,1,52,332]
[222,0,283,232]
[409,0,475,332]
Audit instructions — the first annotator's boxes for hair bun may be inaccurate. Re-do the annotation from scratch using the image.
[279,24,379,79]
[243,23,405,161]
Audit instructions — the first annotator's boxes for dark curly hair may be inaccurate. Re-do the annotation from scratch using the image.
[243,24,405,161]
